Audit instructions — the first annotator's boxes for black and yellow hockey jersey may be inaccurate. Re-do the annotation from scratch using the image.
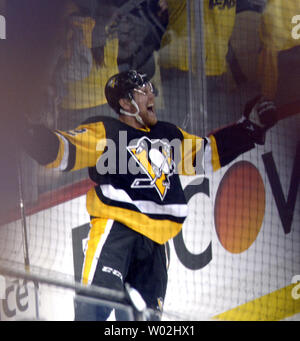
[23,115,255,244]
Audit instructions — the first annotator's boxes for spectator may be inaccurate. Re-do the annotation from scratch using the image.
[257,0,300,99]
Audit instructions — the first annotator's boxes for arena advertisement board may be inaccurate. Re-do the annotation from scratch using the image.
[163,115,300,320]
[0,278,37,321]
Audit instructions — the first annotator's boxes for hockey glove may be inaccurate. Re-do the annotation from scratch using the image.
[17,115,60,166]
[239,95,278,145]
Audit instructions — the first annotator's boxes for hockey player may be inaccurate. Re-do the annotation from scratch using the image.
[19,70,278,320]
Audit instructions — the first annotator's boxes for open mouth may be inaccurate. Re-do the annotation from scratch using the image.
[147,104,155,113]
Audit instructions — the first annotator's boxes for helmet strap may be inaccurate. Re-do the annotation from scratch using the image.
[119,99,145,127]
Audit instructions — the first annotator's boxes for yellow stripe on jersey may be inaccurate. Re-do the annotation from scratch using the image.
[178,128,203,175]
[46,133,66,170]
[178,128,221,174]
[208,135,221,172]
[47,121,106,171]
[86,188,183,245]
[81,218,113,285]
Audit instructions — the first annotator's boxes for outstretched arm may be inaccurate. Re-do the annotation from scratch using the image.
[17,117,106,171]
[210,96,278,169]
[179,96,278,175]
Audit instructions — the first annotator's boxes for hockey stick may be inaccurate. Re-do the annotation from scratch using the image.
[16,148,41,319]
[16,149,30,270]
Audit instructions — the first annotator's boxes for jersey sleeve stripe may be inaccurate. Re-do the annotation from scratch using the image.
[51,132,70,170]
[46,131,76,171]
[45,132,66,170]
[64,141,76,172]
[177,127,204,175]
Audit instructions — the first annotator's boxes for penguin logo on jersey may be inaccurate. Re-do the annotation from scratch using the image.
[127,137,175,200]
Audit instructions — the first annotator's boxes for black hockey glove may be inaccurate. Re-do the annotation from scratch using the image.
[16,115,59,166]
[239,95,278,145]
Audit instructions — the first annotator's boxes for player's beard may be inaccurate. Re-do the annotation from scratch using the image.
[140,104,158,127]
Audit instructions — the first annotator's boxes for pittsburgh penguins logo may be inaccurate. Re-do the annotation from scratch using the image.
[127,137,175,200]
